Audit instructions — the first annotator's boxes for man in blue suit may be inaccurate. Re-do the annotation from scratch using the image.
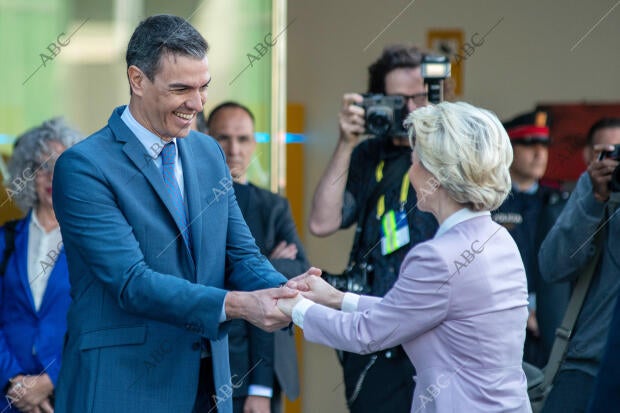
[51,14,310,413]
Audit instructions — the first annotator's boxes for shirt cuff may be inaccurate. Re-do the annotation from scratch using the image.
[528,293,537,312]
[219,299,227,323]
[341,292,360,313]
[248,385,273,398]
[292,298,315,329]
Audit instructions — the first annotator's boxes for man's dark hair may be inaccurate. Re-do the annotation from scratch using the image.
[206,101,255,131]
[586,117,620,146]
[367,45,424,94]
[126,14,208,83]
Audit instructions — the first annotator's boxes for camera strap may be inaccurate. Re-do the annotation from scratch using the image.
[348,153,411,266]
[375,162,410,218]
[538,197,617,404]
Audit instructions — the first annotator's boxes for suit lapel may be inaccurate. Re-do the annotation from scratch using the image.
[15,216,36,314]
[109,107,195,269]
[177,138,201,270]
[38,246,68,315]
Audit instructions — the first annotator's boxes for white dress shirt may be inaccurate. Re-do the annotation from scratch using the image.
[120,106,185,197]
[28,211,63,311]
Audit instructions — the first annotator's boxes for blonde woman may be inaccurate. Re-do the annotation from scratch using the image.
[279,102,531,412]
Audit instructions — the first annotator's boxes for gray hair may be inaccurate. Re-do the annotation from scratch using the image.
[7,117,82,212]
[405,101,513,211]
[126,14,208,83]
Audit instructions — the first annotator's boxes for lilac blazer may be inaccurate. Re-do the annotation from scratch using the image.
[302,214,531,412]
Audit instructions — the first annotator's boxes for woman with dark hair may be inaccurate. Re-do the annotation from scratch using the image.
[0,118,81,413]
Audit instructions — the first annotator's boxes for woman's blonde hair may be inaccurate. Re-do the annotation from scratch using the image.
[405,101,513,211]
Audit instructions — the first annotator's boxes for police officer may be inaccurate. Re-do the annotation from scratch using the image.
[493,110,570,367]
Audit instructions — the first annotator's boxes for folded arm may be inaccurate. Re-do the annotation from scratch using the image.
[539,173,606,284]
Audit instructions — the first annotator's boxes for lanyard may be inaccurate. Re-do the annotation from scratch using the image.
[375,160,410,219]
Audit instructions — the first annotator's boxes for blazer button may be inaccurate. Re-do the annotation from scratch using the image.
[192,342,201,351]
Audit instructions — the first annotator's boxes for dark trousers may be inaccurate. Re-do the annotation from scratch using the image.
[193,357,217,413]
[340,348,414,413]
[541,369,595,413]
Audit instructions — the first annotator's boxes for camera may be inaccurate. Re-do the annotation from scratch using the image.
[598,144,620,192]
[358,54,451,138]
[322,263,374,295]
[359,94,408,138]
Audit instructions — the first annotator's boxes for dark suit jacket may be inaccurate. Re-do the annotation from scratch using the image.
[228,182,308,400]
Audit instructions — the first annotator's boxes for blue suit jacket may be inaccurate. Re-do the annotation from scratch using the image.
[0,213,70,412]
[52,106,286,413]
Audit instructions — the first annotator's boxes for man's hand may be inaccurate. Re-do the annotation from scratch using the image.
[243,395,270,413]
[269,241,298,260]
[7,373,54,413]
[225,288,298,332]
[339,93,365,144]
[287,267,344,310]
[588,143,619,202]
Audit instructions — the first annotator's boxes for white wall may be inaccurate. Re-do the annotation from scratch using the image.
[287,0,620,411]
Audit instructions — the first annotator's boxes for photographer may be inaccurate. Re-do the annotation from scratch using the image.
[538,117,620,412]
[308,45,438,412]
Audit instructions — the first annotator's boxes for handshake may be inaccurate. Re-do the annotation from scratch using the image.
[225,267,346,332]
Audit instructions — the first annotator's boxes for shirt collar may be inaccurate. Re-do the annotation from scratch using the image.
[121,106,175,159]
[434,208,490,239]
[30,209,44,232]
[512,181,539,194]
[30,209,60,235]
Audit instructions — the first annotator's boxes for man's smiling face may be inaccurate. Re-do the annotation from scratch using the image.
[130,53,211,141]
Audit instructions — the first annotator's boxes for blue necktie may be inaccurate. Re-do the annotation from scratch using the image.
[161,142,192,250]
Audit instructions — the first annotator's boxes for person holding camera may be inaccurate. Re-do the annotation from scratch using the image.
[283,101,531,413]
[308,45,438,412]
[538,117,620,412]
[492,110,570,368]
[586,118,620,413]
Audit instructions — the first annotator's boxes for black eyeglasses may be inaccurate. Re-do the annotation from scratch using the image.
[391,93,428,106]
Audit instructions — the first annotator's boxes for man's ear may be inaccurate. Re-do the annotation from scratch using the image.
[128,65,146,97]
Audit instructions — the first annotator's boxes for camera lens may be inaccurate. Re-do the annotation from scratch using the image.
[366,106,393,136]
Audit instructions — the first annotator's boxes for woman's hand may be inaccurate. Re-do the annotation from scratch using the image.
[277,294,303,317]
[287,267,345,310]
[7,373,54,412]
[38,398,54,413]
